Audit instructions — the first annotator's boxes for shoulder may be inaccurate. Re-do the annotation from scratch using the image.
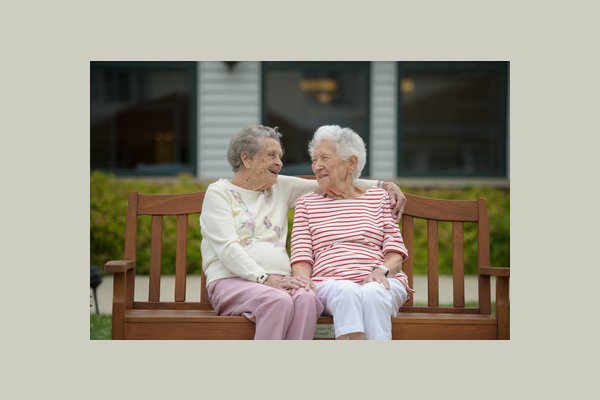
[364,187,387,197]
[362,187,390,203]
[296,191,320,205]
[205,180,236,201]
[299,191,321,201]
[206,179,227,193]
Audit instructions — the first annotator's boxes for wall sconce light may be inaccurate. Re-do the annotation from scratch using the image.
[401,78,415,93]
[300,78,339,104]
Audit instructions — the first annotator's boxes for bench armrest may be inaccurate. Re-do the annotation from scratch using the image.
[479,266,510,278]
[104,260,135,273]
[479,266,510,339]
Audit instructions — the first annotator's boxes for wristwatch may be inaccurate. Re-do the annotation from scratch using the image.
[256,272,270,284]
[372,264,389,277]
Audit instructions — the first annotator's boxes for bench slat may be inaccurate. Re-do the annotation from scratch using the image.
[427,220,439,306]
[175,215,188,302]
[404,194,479,222]
[125,309,496,324]
[149,216,163,302]
[138,192,205,215]
[452,221,465,307]
[401,215,414,306]
[478,199,492,314]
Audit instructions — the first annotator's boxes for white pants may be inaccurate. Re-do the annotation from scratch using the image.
[315,279,408,340]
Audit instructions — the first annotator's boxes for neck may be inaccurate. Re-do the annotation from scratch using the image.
[323,183,363,199]
[230,170,268,191]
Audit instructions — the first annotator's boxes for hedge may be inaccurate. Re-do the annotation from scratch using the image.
[91,171,509,276]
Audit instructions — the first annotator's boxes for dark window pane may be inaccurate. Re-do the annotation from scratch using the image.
[90,62,195,175]
[398,62,508,176]
[264,62,370,176]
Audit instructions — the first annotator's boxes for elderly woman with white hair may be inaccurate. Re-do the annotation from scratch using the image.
[200,124,407,340]
[290,125,413,340]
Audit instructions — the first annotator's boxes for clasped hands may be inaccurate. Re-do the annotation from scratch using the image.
[266,268,392,294]
[264,275,315,294]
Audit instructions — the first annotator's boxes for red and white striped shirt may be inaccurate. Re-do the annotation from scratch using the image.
[291,188,410,288]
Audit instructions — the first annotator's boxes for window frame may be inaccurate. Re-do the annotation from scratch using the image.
[396,61,509,178]
[261,61,371,177]
[90,61,198,177]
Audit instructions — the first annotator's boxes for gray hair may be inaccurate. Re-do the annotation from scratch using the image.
[308,125,366,181]
[227,125,283,172]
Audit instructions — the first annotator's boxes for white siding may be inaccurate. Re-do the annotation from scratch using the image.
[197,62,261,179]
[370,62,397,179]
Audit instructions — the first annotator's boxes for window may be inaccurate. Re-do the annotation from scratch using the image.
[262,62,370,176]
[90,61,196,175]
[398,62,508,177]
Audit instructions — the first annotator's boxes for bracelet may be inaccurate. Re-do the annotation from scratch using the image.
[377,180,384,188]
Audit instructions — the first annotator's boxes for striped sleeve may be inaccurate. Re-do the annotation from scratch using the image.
[290,197,314,266]
[381,191,409,261]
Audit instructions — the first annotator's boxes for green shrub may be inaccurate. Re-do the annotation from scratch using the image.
[396,187,509,275]
[90,171,208,275]
[91,171,509,276]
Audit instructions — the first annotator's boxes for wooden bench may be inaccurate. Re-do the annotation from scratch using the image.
[104,191,510,340]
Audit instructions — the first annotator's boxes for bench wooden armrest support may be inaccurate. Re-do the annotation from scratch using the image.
[478,266,510,339]
[104,260,136,339]
[104,260,135,273]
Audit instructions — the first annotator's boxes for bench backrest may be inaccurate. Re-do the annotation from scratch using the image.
[123,192,205,307]
[122,191,491,314]
[401,194,491,314]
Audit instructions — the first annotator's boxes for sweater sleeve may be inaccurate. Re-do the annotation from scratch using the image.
[200,185,267,282]
[290,197,314,266]
[279,175,319,209]
[279,175,378,209]
[381,191,409,260]
[356,178,378,189]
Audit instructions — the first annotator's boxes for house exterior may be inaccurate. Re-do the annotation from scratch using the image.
[91,61,509,185]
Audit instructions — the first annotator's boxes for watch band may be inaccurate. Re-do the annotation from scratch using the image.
[256,273,270,284]
[373,264,389,277]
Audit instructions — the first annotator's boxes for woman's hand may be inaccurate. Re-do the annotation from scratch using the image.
[363,269,390,290]
[291,262,315,293]
[264,275,305,294]
[294,275,316,292]
[383,182,407,222]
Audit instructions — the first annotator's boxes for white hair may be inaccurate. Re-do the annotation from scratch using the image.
[308,125,366,181]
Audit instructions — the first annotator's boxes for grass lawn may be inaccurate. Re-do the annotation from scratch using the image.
[89,301,495,340]
[90,314,112,340]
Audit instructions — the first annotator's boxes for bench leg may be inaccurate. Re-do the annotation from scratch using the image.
[496,276,510,340]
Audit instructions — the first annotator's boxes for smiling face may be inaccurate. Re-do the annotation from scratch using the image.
[241,137,283,190]
[311,139,356,193]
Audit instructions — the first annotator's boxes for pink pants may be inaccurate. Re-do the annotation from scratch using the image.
[207,277,324,340]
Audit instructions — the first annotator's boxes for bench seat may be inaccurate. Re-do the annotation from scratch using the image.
[121,308,498,340]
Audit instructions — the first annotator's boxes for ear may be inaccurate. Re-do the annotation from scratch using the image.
[240,152,253,169]
[347,155,357,175]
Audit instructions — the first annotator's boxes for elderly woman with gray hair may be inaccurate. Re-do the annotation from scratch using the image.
[290,125,413,340]
[200,124,406,340]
